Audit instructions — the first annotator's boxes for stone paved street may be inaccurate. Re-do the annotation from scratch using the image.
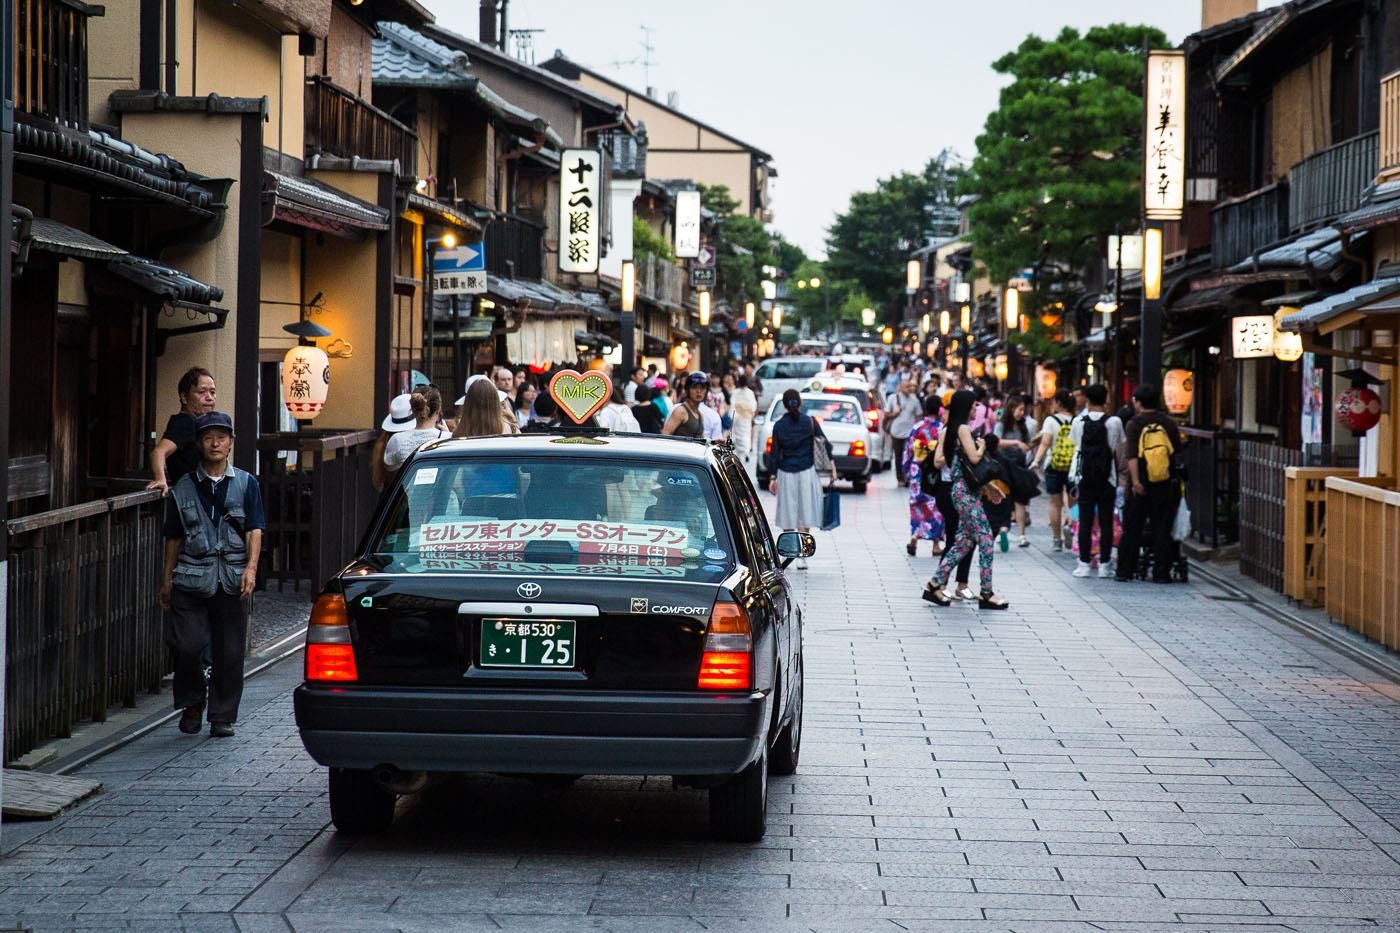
[6,479,1400,931]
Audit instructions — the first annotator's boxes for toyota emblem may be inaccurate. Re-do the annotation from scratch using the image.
[516,582,542,600]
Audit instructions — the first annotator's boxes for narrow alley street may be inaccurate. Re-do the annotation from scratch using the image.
[4,480,1400,931]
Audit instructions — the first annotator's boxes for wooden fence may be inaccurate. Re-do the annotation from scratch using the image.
[5,489,166,763]
[1238,440,1302,592]
[1325,477,1400,650]
[258,431,381,591]
[1283,467,1358,607]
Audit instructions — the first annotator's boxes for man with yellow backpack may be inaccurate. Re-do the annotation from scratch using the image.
[1030,389,1078,551]
[1116,384,1183,583]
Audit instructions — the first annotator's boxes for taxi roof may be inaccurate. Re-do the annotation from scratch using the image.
[409,431,721,466]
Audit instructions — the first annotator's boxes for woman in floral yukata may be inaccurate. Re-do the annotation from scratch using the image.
[901,394,945,557]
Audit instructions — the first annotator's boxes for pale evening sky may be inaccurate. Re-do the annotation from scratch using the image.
[436,1,1284,259]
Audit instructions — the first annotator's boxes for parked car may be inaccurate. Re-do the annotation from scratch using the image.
[294,432,812,842]
[805,373,886,472]
[752,356,827,411]
[755,392,872,493]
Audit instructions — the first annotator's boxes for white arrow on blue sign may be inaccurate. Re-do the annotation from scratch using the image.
[433,243,485,273]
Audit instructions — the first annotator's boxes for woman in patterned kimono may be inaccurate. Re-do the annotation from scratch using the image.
[901,395,946,557]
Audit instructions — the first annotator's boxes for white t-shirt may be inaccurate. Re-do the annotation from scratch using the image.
[624,381,639,405]
[383,425,450,469]
[1068,411,1125,485]
[700,403,723,440]
[595,402,641,433]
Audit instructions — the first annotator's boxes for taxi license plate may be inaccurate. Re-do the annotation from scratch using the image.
[479,619,576,668]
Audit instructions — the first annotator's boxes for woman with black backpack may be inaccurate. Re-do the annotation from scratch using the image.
[923,390,1010,610]
[901,394,946,557]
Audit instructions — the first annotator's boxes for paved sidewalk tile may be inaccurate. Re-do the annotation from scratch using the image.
[4,480,1400,930]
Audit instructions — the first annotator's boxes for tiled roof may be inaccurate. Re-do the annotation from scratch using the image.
[263,171,389,234]
[1339,180,1400,233]
[107,255,225,307]
[1279,266,1400,332]
[26,217,129,261]
[1226,226,1351,276]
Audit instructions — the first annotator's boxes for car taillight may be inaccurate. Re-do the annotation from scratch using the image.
[764,436,772,455]
[306,594,357,682]
[850,440,867,457]
[698,602,752,690]
[865,408,880,431]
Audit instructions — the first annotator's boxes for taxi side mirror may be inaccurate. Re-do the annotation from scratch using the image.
[776,531,816,568]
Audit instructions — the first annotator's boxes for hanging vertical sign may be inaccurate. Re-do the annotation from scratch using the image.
[675,189,701,258]
[1143,50,1186,221]
[559,149,601,274]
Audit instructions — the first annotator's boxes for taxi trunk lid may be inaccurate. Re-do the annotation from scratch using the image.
[338,575,721,690]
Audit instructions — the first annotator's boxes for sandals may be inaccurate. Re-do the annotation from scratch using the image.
[906,539,917,556]
[978,590,1010,611]
[921,583,953,606]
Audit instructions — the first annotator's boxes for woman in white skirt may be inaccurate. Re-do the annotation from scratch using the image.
[729,374,758,465]
[766,389,835,568]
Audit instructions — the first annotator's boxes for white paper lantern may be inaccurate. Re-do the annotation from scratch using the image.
[283,345,330,418]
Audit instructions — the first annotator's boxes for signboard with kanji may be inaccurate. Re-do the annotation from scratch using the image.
[1144,50,1186,221]
[1231,315,1275,359]
[690,244,716,287]
[675,190,701,258]
[559,148,602,274]
[432,243,486,295]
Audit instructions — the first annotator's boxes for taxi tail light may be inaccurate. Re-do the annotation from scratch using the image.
[306,594,357,682]
[306,644,358,682]
[698,602,752,690]
[850,440,867,457]
[764,436,772,455]
[865,408,880,431]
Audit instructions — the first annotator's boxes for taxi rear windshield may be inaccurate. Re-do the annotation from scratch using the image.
[369,457,735,581]
[800,398,861,424]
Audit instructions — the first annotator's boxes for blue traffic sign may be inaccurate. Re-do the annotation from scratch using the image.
[433,243,485,274]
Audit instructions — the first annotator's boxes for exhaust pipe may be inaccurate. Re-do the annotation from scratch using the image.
[372,765,427,795]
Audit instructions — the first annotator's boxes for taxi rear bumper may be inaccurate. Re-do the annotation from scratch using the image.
[294,685,769,776]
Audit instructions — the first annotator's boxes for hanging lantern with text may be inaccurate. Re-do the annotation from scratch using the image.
[283,345,330,418]
[1336,387,1383,436]
[1163,368,1194,415]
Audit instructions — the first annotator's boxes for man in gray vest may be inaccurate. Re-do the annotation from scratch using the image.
[159,411,265,737]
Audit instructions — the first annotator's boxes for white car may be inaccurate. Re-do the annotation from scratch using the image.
[752,356,828,412]
[755,392,872,493]
[804,373,886,472]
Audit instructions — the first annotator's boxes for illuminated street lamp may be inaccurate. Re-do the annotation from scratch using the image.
[772,305,783,328]
[1004,287,1019,330]
[698,290,711,326]
[960,304,971,333]
[1143,227,1163,301]
[860,307,876,327]
[745,301,756,328]
[906,259,920,293]
[621,260,636,313]
[939,309,950,336]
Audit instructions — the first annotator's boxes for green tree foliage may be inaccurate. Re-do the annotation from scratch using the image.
[824,150,964,317]
[962,24,1168,286]
[632,216,673,261]
[697,183,792,307]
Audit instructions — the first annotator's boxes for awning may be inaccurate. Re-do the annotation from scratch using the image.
[1227,226,1355,280]
[483,277,592,315]
[404,192,482,234]
[263,171,389,237]
[1169,284,1242,313]
[1280,271,1400,334]
[1340,180,1400,234]
[1162,323,1219,353]
[24,216,128,261]
[1262,290,1321,308]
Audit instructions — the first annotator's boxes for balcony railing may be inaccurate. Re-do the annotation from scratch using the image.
[484,212,545,281]
[13,0,95,130]
[1288,130,1378,232]
[1210,182,1288,268]
[1383,71,1400,178]
[305,76,417,172]
[637,252,683,307]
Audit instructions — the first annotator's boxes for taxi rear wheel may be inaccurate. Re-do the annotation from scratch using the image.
[328,767,396,834]
[769,658,803,776]
[709,746,768,842]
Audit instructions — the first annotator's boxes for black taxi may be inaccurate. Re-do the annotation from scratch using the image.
[293,430,813,841]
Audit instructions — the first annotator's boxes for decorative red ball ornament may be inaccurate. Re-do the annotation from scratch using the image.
[1336,387,1382,435]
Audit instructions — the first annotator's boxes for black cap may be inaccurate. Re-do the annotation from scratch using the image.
[194,411,235,437]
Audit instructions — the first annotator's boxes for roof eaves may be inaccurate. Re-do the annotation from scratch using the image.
[539,52,772,161]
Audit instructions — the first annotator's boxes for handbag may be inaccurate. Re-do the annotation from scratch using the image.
[958,449,1002,491]
[821,482,841,530]
[812,426,834,473]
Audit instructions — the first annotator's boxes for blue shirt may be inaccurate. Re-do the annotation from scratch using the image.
[163,465,266,540]
[767,413,824,473]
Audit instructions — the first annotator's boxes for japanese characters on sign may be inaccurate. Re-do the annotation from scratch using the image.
[1143,50,1186,222]
[1231,315,1276,359]
[415,520,691,560]
[559,148,602,274]
[432,243,487,295]
[675,189,701,258]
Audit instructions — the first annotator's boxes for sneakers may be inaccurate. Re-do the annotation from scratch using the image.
[1062,526,1075,550]
[178,704,203,735]
[1017,535,1029,548]
[998,530,1009,552]
[1098,560,1116,579]
[1072,560,1093,578]
[1052,538,1063,552]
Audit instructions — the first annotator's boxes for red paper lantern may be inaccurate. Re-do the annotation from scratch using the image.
[1336,387,1382,435]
